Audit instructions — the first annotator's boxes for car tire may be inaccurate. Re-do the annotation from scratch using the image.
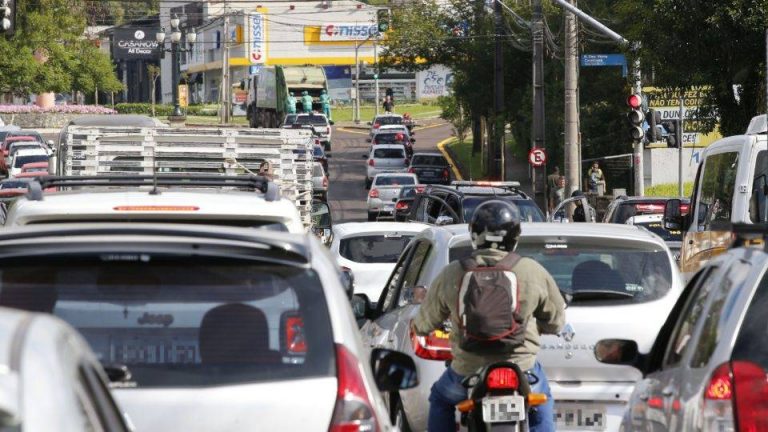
[392,399,412,432]
[367,212,376,222]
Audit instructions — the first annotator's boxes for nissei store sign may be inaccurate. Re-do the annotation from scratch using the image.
[320,23,378,41]
[250,11,266,64]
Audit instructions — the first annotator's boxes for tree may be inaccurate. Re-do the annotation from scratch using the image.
[148,64,161,117]
[439,95,471,144]
[0,0,123,98]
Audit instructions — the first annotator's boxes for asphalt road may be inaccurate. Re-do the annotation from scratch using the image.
[327,122,453,223]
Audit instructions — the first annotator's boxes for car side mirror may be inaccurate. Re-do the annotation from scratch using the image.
[664,199,683,230]
[351,293,372,320]
[370,348,419,392]
[103,364,133,383]
[46,140,54,147]
[329,120,335,126]
[410,138,416,143]
[340,267,355,299]
[311,201,332,230]
[435,215,454,226]
[594,339,639,365]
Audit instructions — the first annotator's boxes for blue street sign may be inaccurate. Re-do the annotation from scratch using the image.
[249,65,263,75]
[580,54,628,77]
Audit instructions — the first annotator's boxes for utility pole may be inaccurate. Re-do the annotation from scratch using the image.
[492,0,504,179]
[531,0,546,208]
[222,3,231,124]
[632,52,643,195]
[678,95,684,197]
[374,39,379,117]
[564,0,579,195]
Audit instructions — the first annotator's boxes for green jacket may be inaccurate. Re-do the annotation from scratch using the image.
[412,248,566,375]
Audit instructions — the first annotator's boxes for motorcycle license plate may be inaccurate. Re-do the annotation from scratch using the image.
[481,395,526,423]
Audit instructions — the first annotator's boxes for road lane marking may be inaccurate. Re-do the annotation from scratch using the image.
[413,122,447,132]
[336,127,370,135]
[437,138,463,180]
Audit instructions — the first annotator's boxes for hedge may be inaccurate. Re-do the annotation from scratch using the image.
[114,103,219,116]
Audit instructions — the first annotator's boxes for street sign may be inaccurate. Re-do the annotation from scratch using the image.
[528,147,547,168]
[580,54,628,77]
[178,85,189,108]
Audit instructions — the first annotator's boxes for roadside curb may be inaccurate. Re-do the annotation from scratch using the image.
[437,137,463,181]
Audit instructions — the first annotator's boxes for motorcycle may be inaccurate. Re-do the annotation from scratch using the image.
[457,361,548,432]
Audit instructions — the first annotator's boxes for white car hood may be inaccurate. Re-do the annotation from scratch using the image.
[116,378,337,432]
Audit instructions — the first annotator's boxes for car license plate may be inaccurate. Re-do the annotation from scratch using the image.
[554,403,607,431]
[481,395,526,423]
[383,205,394,212]
[422,171,435,177]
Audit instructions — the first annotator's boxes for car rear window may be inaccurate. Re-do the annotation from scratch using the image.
[14,155,48,168]
[462,196,545,223]
[412,155,447,166]
[375,117,402,126]
[339,235,414,263]
[373,134,406,145]
[373,148,405,159]
[516,238,673,304]
[632,220,682,242]
[375,176,415,186]
[449,243,474,262]
[0,257,334,387]
[732,272,768,371]
[611,201,668,223]
[296,115,328,126]
[313,164,325,176]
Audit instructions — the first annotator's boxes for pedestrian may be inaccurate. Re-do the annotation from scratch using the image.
[319,89,332,120]
[383,95,393,113]
[547,166,560,212]
[286,92,297,114]
[411,200,565,432]
[571,190,596,222]
[588,161,605,194]
[301,91,313,113]
[553,176,566,210]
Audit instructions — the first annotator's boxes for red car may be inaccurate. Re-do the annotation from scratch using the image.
[19,162,49,174]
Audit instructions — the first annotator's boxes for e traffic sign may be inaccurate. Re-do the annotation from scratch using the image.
[528,147,547,168]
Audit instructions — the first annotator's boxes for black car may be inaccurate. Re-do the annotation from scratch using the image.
[313,145,330,174]
[603,195,691,224]
[407,152,451,185]
[406,181,545,225]
[393,185,424,221]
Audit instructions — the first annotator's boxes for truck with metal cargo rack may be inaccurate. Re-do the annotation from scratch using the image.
[243,66,329,129]
[50,126,319,231]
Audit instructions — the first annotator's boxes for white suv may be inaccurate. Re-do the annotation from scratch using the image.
[365,145,409,189]
[294,113,333,151]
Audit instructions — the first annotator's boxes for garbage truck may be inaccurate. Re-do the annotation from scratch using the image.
[244,66,329,128]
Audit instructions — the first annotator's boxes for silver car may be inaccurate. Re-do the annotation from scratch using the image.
[367,173,419,221]
[357,223,683,432]
[365,144,409,189]
[0,307,132,431]
[312,162,328,201]
[0,223,417,432]
[594,226,768,432]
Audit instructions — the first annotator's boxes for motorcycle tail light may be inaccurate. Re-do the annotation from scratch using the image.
[486,367,519,390]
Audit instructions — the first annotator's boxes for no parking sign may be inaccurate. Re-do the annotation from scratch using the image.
[528,147,547,167]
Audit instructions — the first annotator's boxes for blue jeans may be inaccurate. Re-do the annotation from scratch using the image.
[428,361,555,432]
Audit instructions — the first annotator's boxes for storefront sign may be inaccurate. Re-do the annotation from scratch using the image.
[320,23,379,41]
[112,28,161,60]
[179,85,189,108]
[250,11,266,64]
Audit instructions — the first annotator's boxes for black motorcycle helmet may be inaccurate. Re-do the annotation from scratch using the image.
[469,200,521,251]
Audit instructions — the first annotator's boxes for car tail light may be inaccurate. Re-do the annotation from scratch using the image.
[442,168,449,179]
[328,344,379,432]
[647,397,664,410]
[411,328,452,361]
[416,186,425,193]
[404,158,410,165]
[368,189,379,199]
[681,203,690,215]
[373,123,380,129]
[323,176,329,188]
[395,201,409,210]
[408,167,415,174]
[284,316,307,354]
[368,159,374,167]
[486,368,519,390]
[703,360,768,432]
[315,139,321,145]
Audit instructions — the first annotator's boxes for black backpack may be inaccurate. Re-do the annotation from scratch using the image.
[457,253,527,354]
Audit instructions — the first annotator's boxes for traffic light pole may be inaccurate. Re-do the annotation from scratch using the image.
[632,54,644,196]
[492,0,504,179]
[678,96,684,197]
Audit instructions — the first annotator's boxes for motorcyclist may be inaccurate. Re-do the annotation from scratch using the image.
[411,200,565,432]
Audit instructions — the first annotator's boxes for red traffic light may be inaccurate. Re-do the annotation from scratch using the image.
[627,94,643,109]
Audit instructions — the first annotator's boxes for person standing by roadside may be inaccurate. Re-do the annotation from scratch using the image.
[547,166,560,212]
[588,162,605,194]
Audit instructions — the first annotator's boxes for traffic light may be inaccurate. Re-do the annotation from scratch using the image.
[662,119,680,148]
[377,9,390,33]
[626,94,644,143]
[0,0,14,36]
[645,109,661,143]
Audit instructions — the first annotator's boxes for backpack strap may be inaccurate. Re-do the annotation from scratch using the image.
[495,252,522,271]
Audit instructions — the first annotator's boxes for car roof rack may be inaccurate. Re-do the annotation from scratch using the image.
[712,222,768,250]
[25,174,279,202]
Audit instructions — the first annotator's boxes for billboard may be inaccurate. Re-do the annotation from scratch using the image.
[250,11,267,64]
[112,28,161,60]
[644,86,723,147]
[416,65,453,99]
[320,23,379,41]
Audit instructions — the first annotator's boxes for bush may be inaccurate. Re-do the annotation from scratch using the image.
[0,105,116,114]
[114,103,219,116]
[645,182,693,197]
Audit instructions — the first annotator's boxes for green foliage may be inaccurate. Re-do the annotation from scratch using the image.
[0,0,123,96]
[645,182,694,198]
[438,95,471,144]
[115,103,219,116]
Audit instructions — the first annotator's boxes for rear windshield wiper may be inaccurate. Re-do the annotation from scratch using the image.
[570,290,635,302]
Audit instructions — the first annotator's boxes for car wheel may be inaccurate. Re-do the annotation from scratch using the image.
[367,212,376,222]
[393,399,412,432]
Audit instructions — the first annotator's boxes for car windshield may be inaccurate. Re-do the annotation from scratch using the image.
[375,176,415,186]
[0,257,334,388]
[373,134,407,145]
[516,238,673,304]
[313,146,325,157]
[373,148,405,159]
[611,201,668,223]
[14,155,47,168]
[283,115,297,125]
[339,234,415,263]
[296,115,328,126]
[462,197,545,222]
[375,117,402,126]
[412,155,447,166]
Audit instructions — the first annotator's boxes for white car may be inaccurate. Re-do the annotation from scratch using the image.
[8,148,47,177]
[365,144,410,189]
[294,113,333,151]
[357,223,683,432]
[330,222,427,301]
[4,175,306,233]
[0,222,417,432]
[368,114,405,139]
[312,162,328,201]
[0,307,132,431]
[367,173,419,221]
